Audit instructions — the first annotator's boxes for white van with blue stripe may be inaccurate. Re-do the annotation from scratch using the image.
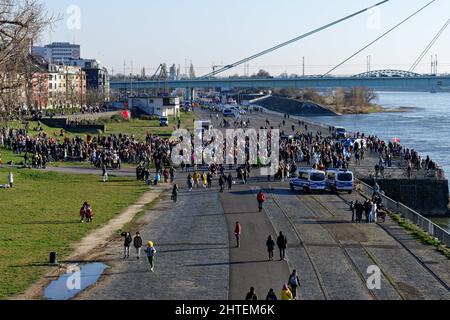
[326,169,354,194]
[289,169,326,193]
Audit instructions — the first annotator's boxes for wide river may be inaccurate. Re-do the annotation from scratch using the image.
[315,92,450,231]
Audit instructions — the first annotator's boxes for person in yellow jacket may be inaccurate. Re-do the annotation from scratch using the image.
[145,241,157,272]
[202,172,208,189]
[280,284,293,300]
[193,171,200,188]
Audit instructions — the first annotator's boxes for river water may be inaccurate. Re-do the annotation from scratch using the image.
[315,92,450,231]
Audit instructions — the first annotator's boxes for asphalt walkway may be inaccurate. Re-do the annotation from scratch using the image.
[221,184,290,300]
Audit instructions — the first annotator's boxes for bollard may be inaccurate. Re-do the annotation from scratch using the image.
[49,252,58,265]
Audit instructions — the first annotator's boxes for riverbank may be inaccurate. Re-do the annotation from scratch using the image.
[255,95,416,116]
[256,102,449,217]
[315,103,417,115]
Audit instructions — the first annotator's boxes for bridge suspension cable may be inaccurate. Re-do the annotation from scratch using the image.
[198,0,390,80]
[409,18,450,73]
[321,0,436,77]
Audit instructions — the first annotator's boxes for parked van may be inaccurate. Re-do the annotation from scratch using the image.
[289,169,326,193]
[326,169,354,193]
[159,117,169,127]
[335,127,347,139]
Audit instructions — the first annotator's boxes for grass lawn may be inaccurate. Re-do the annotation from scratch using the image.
[0,168,148,299]
[0,148,24,165]
[5,112,195,139]
[103,112,196,140]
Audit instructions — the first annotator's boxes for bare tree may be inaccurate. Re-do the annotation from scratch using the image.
[0,0,56,116]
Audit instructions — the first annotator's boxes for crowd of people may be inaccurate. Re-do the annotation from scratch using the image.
[0,126,176,172]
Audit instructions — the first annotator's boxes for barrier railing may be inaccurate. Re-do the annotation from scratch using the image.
[357,180,450,247]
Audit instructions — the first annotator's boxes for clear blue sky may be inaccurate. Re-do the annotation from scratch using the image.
[40,0,450,77]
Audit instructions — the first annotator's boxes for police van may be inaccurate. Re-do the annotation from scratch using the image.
[289,169,327,193]
[223,109,234,117]
[326,169,354,194]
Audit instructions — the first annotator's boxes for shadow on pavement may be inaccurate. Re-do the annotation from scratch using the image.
[230,189,290,196]
[186,260,270,267]
[158,247,229,254]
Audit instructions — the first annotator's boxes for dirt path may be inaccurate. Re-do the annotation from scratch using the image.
[12,187,166,300]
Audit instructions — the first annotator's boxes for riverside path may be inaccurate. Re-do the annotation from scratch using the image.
[76,171,450,300]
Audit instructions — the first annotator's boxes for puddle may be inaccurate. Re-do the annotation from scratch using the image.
[44,263,110,300]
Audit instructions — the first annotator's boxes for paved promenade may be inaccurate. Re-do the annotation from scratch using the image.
[68,108,450,300]
[75,170,450,300]
[77,182,229,300]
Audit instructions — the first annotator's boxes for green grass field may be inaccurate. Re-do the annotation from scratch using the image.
[103,112,195,140]
[0,148,23,165]
[4,112,195,139]
[0,168,148,299]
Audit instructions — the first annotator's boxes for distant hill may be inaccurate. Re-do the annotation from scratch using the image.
[252,96,338,117]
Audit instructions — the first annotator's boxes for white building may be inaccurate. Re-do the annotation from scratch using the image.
[128,96,180,117]
[47,64,86,109]
[32,42,81,65]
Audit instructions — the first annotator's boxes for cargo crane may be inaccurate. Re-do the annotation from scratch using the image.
[150,63,169,81]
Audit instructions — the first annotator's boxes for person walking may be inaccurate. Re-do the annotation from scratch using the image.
[234,222,242,248]
[134,232,143,260]
[207,172,213,188]
[227,173,233,190]
[219,175,225,193]
[370,201,378,223]
[266,235,275,261]
[277,232,288,261]
[172,184,179,202]
[350,201,356,223]
[101,163,108,182]
[193,171,200,189]
[245,287,258,301]
[163,168,169,183]
[121,232,133,259]
[169,167,175,183]
[355,200,364,223]
[257,190,267,212]
[145,241,157,272]
[288,270,301,300]
[280,284,293,301]
[202,172,208,189]
[187,174,193,192]
[368,201,374,223]
[266,289,278,301]
[364,200,371,223]
[7,172,13,188]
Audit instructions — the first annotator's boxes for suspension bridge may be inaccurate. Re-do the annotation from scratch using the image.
[111,0,450,93]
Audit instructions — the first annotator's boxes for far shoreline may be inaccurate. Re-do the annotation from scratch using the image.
[326,105,418,116]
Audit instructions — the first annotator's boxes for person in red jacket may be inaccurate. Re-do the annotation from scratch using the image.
[234,222,242,248]
[80,202,94,223]
[257,191,267,212]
